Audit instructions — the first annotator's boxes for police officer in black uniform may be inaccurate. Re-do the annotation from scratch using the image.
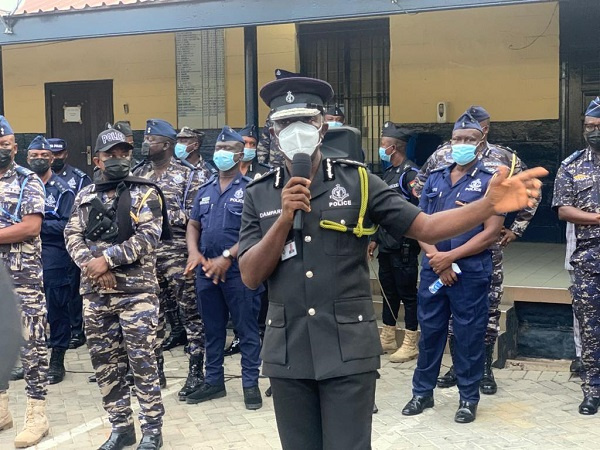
[239,124,271,180]
[237,75,547,450]
[368,122,421,363]
[49,138,92,350]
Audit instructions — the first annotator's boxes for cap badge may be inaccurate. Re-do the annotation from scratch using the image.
[286,91,295,103]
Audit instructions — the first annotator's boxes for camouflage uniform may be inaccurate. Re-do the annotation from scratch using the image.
[413,142,539,344]
[553,147,600,398]
[64,183,165,435]
[0,163,48,400]
[256,119,285,168]
[133,158,205,357]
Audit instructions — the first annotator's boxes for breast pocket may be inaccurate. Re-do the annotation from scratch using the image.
[321,207,361,256]
[261,302,287,365]
[334,298,382,361]
[223,202,243,230]
[196,204,212,229]
[574,178,597,209]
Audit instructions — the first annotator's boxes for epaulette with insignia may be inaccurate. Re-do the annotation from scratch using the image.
[241,175,253,183]
[431,164,451,174]
[15,166,34,178]
[247,167,278,187]
[332,158,367,168]
[493,143,517,154]
[322,158,367,181]
[198,174,217,189]
[52,177,72,195]
[72,167,87,178]
[562,149,585,166]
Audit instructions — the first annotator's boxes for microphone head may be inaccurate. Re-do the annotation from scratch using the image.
[291,153,312,179]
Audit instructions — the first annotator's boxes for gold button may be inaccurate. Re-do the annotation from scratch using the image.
[306,271,313,278]
[304,236,312,243]
[308,308,316,316]
[358,315,363,321]
[340,219,346,225]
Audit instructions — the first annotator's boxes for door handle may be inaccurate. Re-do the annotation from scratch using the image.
[85,146,92,165]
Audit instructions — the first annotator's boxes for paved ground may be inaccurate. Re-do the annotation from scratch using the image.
[0,345,596,449]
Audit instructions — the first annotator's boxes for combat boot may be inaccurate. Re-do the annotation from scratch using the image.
[162,310,187,351]
[156,353,167,389]
[178,354,205,401]
[0,392,13,431]
[47,348,66,385]
[480,343,498,395]
[390,329,419,363]
[437,336,457,388]
[14,398,49,448]
[380,325,398,353]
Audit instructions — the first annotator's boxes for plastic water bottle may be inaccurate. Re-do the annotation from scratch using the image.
[428,263,462,294]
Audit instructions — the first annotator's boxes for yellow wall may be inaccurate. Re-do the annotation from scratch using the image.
[224,28,246,127]
[3,33,177,132]
[389,2,560,123]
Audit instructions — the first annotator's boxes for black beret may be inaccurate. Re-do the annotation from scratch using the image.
[381,121,414,142]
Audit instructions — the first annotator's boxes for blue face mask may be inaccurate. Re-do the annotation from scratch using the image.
[212,150,239,171]
[174,143,189,160]
[242,148,256,162]
[451,144,478,166]
[379,145,395,163]
[327,121,343,128]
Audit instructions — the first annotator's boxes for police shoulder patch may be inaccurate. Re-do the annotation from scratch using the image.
[562,149,585,166]
[53,177,72,195]
[331,158,367,168]
[72,167,88,178]
[247,167,278,187]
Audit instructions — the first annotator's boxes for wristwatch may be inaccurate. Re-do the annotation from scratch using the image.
[222,249,234,260]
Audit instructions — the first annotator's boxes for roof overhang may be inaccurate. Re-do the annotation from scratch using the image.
[0,0,555,45]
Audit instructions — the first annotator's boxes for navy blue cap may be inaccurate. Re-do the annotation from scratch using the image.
[260,76,334,121]
[95,129,133,153]
[381,121,414,142]
[453,113,484,133]
[325,105,345,117]
[0,116,14,137]
[217,126,244,145]
[585,97,600,118]
[27,135,51,151]
[239,124,258,141]
[47,138,67,152]
[275,68,301,79]
[467,105,490,122]
[144,119,177,140]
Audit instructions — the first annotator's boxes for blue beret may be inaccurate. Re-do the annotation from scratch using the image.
[47,138,67,152]
[217,126,244,145]
[0,116,14,137]
[275,68,302,79]
[145,119,177,140]
[585,97,600,119]
[27,135,51,151]
[453,112,483,133]
[239,124,258,141]
[467,106,490,122]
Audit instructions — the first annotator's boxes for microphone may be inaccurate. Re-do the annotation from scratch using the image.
[292,153,312,231]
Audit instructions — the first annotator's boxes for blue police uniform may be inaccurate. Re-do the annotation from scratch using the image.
[413,160,495,404]
[191,172,263,388]
[55,160,92,343]
[41,174,75,350]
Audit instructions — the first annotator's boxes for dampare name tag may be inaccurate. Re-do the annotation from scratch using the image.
[281,240,297,261]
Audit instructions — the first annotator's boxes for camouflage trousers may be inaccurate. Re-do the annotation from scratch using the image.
[570,271,600,397]
[156,251,205,357]
[14,284,49,400]
[449,247,503,345]
[84,291,164,435]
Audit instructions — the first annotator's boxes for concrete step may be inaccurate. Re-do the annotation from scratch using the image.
[504,357,572,372]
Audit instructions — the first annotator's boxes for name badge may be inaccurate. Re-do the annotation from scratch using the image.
[281,240,297,261]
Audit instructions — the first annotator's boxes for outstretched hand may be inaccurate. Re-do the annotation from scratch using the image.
[485,166,548,214]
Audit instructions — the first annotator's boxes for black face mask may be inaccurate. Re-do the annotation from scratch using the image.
[102,158,131,180]
[51,158,65,172]
[0,149,12,169]
[141,142,151,157]
[585,130,600,151]
[29,158,51,175]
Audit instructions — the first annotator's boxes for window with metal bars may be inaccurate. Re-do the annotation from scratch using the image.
[298,19,390,171]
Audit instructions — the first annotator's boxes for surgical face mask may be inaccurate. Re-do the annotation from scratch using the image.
[0,148,13,169]
[51,158,65,172]
[103,158,131,180]
[378,145,395,163]
[327,121,343,128]
[585,130,600,151]
[212,150,239,171]
[174,143,190,160]
[276,121,322,159]
[29,158,51,175]
[451,144,478,166]
[242,148,256,162]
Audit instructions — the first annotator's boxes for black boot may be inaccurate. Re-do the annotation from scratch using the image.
[437,336,457,388]
[224,336,241,356]
[48,348,66,385]
[137,433,163,450]
[570,357,583,375]
[98,425,136,450]
[178,354,205,401]
[161,309,187,351]
[480,343,497,395]
[69,331,86,350]
[156,353,167,388]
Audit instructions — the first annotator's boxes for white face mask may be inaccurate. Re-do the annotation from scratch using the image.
[276,121,322,159]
